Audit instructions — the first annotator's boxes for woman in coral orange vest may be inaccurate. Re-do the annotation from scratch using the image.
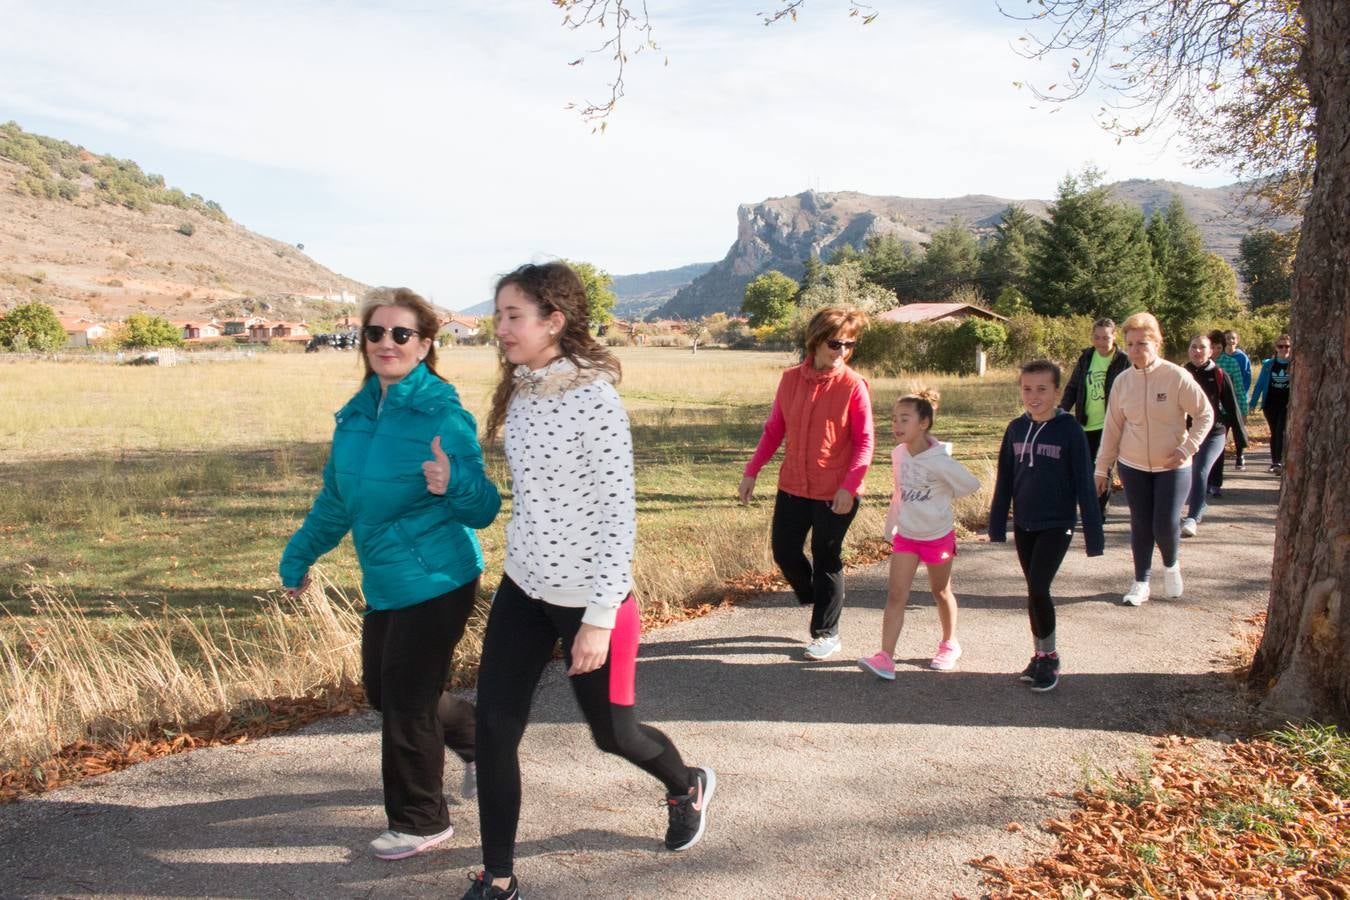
[738,307,876,660]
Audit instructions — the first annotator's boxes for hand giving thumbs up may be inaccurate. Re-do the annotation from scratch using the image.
[423,435,452,495]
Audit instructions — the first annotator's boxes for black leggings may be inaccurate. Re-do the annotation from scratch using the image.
[475,575,691,879]
[1013,526,1074,639]
[1265,405,1288,464]
[1117,464,1187,582]
[770,489,860,638]
[362,579,478,836]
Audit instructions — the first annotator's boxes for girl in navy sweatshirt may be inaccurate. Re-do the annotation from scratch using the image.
[988,360,1105,692]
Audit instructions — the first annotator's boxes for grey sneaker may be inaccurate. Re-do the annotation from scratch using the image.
[1029,655,1061,692]
[803,634,841,660]
[369,824,454,860]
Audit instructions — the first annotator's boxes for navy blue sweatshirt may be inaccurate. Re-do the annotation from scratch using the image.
[988,408,1105,556]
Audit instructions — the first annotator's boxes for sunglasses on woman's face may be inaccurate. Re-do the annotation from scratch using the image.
[825,339,856,351]
[363,325,419,345]
[1276,344,1291,350]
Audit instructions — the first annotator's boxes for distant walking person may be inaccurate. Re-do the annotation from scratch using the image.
[1250,334,1293,475]
[1206,329,1251,492]
[1181,334,1248,538]
[738,307,875,661]
[1094,313,1213,606]
[464,262,714,900]
[1060,317,1129,517]
[280,287,501,861]
[858,389,980,679]
[989,360,1104,693]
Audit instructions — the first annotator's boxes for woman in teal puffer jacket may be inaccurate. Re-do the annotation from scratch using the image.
[280,287,501,862]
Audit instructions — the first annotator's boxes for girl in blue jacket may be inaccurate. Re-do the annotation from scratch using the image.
[280,288,501,862]
[989,360,1105,693]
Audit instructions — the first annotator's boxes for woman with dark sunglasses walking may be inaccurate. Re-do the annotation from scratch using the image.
[280,287,501,861]
[737,306,875,661]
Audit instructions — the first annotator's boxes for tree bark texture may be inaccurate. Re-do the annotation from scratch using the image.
[1248,0,1349,724]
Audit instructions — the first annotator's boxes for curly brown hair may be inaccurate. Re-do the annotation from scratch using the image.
[484,262,621,442]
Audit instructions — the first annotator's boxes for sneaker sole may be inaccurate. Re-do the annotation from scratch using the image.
[930,655,961,671]
[371,825,454,860]
[668,767,717,852]
[858,659,896,681]
[1030,674,1060,693]
[804,645,840,661]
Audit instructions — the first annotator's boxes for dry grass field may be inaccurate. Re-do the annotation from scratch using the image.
[0,347,1021,768]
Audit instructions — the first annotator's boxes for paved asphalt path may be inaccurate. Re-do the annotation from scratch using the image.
[0,452,1280,899]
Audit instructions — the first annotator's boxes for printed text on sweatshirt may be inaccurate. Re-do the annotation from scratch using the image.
[502,358,635,630]
[883,438,981,542]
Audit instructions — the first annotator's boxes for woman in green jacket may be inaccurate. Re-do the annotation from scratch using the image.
[280,287,501,861]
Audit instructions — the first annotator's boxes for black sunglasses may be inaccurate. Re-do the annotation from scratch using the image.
[825,339,856,351]
[363,325,419,345]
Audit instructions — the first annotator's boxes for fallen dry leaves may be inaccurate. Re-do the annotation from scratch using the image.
[972,731,1350,898]
[0,679,366,804]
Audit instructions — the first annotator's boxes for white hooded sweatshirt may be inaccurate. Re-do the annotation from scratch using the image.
[882,438,982,542]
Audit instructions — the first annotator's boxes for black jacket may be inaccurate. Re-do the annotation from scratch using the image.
[988,409,1105,556]
[1184,361,1250,445]
[1060,346,1130,427]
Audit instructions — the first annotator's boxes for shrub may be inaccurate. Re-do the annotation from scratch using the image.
[177,222,195,237]
[120,313,183,349]
[0,301,67,352]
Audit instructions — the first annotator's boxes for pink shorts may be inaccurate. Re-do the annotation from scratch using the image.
[892,530,957,566]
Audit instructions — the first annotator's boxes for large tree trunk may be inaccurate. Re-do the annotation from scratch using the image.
[1248,0,1349,725]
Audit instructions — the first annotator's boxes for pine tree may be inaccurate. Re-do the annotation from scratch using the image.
[916,218,980,299]
[1027,169,1156,321]
[978,204,1041,300]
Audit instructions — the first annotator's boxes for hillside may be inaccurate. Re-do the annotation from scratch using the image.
[657,182,1297,319]
[0,122,366,322]
[456,261,716,320]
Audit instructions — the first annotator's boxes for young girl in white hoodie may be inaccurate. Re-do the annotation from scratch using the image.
[859,390,981,678]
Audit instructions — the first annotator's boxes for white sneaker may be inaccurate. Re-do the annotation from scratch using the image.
[1180,517,1198,538]
[1122,581,1150,606]
[461,761,477,800]
[1162,563,1183,598]
[804,634,841,660]
[369,823,454,860]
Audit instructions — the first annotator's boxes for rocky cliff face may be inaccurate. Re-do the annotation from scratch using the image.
[654,182,1291,320]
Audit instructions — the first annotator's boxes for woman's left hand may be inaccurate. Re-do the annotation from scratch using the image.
[567,623,611,676]
[830,488,855,515]
[423,436,452,494]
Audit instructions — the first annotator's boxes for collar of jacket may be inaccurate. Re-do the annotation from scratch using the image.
[513,356,614,398]
[1132,357,1166,375]
[339,361,446,421]
[799,360,852,384]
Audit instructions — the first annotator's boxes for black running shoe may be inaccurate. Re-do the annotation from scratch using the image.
[461,871,520,899]
[665,766,716,851]
[1018,656,1038,682]
[1030,655,1060,693]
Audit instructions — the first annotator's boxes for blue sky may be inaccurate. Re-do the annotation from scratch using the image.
[0,1,1237,309]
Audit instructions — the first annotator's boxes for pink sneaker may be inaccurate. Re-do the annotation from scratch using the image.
[857,651,896,681]
[930,640,962,671]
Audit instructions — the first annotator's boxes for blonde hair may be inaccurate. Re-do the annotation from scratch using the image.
[896,387,940,428]
[803,306,869,358]
[1121,311,1163,345]
[358,287,443,382]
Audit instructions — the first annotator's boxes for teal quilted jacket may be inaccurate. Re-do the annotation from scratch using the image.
[280,362,501,611]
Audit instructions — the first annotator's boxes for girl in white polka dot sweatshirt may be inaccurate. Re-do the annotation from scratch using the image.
[465,263,714,899]
[501,357,635,629]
